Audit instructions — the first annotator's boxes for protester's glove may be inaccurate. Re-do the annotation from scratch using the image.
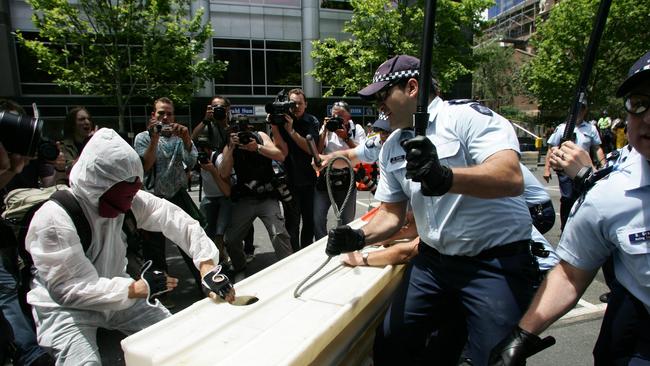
[201,265,234,300]
[402,136,453,196]
[140,260,169,305]
[326,225,365,256]
[488,326,556,366]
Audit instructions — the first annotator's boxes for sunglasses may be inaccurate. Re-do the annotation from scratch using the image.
[372,127,391,133]
[624,94,650,115]
[375,80,403,103]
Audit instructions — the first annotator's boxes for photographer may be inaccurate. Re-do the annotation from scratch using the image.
[191,96,230,154]
[196,140,232,265]
[134,97,206,302]
[271,88,320,251]
[314,101,366,240]
[218,118,292,276]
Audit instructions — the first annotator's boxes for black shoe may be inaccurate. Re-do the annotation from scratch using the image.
[599,292,610,303]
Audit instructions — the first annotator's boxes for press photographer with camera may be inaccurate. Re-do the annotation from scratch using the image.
[191,96,230,154]
[313,101,366,240]
[134,97,207,303]
[269,88,320,251]
[217,117,292,276]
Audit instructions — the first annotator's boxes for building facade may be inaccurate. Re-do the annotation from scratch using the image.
[1,0,383,136]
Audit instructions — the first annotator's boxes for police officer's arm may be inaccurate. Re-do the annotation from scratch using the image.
[549,141,594,179]
[517,261,597,335]
[543,147,553,182]
[341,239,419,267]
[448,149,524,198]
[361,200,408,245]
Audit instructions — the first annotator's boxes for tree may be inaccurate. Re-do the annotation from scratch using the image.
[310,0,492,97]
[472,40,516,110]
[519,0,649,117]
[16,0,227,132]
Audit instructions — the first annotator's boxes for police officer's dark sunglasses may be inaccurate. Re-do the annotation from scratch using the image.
[624,94,650,115]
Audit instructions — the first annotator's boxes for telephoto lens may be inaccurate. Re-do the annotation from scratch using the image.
[0,111,44,157]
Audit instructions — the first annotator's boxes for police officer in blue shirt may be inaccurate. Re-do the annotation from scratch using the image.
[325,55,538,365]
[490,49,650,366]
[543,100,604,231]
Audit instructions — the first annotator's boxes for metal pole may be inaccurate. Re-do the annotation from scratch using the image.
[414,0,437,136]
[562,0,612,141]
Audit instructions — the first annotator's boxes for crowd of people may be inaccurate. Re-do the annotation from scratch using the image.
[0,47,648,365]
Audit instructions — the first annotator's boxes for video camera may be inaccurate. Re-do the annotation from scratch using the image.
[264,89,296,126]
[326,116,344,132]
[0,104,59,161]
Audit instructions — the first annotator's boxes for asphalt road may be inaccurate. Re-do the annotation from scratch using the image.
[98,162,609,365]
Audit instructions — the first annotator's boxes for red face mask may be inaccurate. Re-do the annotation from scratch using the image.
[98,178,142,218]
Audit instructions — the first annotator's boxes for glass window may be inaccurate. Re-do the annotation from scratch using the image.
[213,38,301,96]
[215,49,251,84]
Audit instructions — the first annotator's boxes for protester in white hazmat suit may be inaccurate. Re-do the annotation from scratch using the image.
[25,128,232,365]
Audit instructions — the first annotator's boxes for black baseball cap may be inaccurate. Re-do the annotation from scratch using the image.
[358,55,420,100]
[616,50,650,97]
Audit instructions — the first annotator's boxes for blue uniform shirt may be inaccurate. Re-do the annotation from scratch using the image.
[375,97,532,256]
[547,121,601,150]
[556,148,650,312]
[354,133,383,163]
[521,163,550,205]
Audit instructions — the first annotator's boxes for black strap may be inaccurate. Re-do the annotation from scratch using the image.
[49,190,93,253]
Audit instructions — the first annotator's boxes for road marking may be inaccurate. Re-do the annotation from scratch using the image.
[557,298,607,325]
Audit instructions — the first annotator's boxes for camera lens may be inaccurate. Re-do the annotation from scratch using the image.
[212,106,227,120]
[0,111,43,157]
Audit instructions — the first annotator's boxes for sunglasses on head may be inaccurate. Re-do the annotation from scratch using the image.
[624,94,650,115]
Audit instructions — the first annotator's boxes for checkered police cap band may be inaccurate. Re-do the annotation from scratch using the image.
[372,69,420,84]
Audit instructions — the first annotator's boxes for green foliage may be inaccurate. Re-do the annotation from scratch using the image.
[310,0,492,97]
[519,0,649,117]
[472,40,516,110]
[16,0,227,131]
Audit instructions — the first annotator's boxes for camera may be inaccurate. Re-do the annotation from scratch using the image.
[197,151,209,164]
[212,105,227,120]
[326,116,344,132]
[228,117,256,145]
[271,161,292,203]
[153,122,173,136]
[264,89,296,126]
[0,110,59,160]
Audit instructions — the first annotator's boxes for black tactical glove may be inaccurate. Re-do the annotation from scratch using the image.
[325,225,366,256]
[489,326,556,366]
[402,135,453,196]
[139,260,169,305]
[201,265,234,300]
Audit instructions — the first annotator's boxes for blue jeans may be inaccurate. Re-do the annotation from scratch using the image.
[199,196,232,238]
[373,242,537,366]
[0,258,48,365]
[313,187,356,240]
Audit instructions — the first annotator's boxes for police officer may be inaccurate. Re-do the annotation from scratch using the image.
[543,99,604,231]
[325,55,538,365]
[218,119,292,275]
[489,49,650,366]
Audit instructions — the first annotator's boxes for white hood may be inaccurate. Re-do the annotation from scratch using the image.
[69,128,144,208]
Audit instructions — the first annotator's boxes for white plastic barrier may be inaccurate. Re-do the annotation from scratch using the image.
[121,213,406,365]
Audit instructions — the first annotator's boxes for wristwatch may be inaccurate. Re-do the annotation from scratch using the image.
[362,252,369,266]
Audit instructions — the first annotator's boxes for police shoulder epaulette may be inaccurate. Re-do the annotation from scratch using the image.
[468,102,493,116]
[448,99,474,105]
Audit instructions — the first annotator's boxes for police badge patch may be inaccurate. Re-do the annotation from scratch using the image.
[470,103,493,116]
